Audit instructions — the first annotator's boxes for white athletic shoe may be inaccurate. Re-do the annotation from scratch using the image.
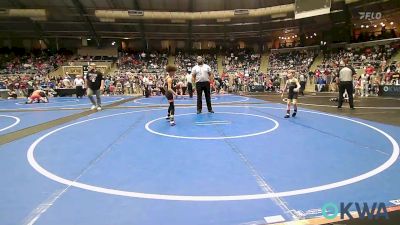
[91,105,96,110]
[97,106,102,111]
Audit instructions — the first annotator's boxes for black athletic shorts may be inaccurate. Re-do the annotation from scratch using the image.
[288,90,298,100]
[165,90,174,101]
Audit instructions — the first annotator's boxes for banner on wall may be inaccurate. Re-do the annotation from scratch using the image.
[63,66,83,78]
[380,85,400,97]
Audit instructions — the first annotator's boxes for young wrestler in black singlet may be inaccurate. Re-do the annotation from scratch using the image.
[281,70,300,118]
[165,65,178,126]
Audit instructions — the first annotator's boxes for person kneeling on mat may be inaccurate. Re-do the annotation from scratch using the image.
[26,90,49,104]
[281,70,300,118]
[164,64,178,126]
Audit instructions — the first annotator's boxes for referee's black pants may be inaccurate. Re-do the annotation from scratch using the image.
[196,81,212,112]
[338,81,354,108]
[76,86,84,98]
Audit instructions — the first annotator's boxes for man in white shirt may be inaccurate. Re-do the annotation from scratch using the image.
[191,56,214,114]
[74,75,85,98]
[360,73,369,97]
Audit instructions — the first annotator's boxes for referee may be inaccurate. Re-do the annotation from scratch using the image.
[191,56,214,114]
[337,59,355,109]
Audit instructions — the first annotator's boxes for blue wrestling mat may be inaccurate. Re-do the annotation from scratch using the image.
[0,97,399,225]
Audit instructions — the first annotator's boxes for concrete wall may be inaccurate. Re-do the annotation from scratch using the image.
[77,47,118,57]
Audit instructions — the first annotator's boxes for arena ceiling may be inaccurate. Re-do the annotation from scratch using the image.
[0,0,399,42]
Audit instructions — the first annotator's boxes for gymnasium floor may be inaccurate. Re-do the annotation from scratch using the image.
[0,94,399,225]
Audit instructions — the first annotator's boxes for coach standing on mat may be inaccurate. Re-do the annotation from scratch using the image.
[85,63,104,111]
[191,56,214,114]
[337,59,355,109]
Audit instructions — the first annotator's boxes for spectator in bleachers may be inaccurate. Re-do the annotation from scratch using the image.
[74,75,85,98]
[316,76,326,92]
[62,73,72,88]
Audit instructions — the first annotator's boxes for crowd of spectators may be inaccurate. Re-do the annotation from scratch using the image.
[175,51,218,75]
[2,43,400,99]
[264,50,317,92]
[0,51,70,76]
[0,48,319,98]
[320,44,395,70]
[117,50,168,74]
[214,49,264,93]
[313,43,399,93]
[215,72,281,94]
[0,50,74,98]
[0,74,73,98]
[71,55,115,61]
[90,50,169,96]
[268,50,317,78]
[222,49,260,75]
